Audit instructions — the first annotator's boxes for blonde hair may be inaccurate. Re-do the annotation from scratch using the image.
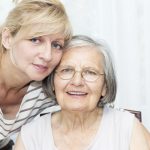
[0,0,72,59]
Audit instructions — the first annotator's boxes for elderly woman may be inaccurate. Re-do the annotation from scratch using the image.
[15,35,150,150]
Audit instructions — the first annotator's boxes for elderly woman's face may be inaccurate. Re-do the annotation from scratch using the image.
[54,46,106,112]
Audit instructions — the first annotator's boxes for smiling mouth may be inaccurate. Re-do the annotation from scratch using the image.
[67,91,88,96]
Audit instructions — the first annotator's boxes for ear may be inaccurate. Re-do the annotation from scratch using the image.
[1,27,13,49]
[101,83,107,97]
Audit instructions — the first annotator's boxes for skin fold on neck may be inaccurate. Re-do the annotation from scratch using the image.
[51,107,103,150]
[54,107,103,131]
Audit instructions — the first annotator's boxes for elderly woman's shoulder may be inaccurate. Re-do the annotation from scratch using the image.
[104,106,150,149]
[103,106,135,132]
[130,116,150,150]
[104,106,135,120]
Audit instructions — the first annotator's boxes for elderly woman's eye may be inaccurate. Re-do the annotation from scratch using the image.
[61,68,73,73]
[84,70,97,75]
[64,68,73,72]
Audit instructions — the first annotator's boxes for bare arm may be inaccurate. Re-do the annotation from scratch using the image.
[130,118,150,150]
[14,133,26,150]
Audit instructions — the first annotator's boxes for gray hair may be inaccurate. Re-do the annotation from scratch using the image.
[43,35,117,107]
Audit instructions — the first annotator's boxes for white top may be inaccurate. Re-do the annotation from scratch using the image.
[0,81,56,140]
[21,106,134,150]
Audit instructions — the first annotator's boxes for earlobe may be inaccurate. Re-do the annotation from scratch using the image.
[1,27,12,49]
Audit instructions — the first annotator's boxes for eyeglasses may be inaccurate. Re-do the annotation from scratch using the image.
[55,67,105,82]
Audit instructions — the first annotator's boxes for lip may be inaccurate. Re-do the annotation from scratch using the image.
[66,91,88,96]
[33,64,48,72]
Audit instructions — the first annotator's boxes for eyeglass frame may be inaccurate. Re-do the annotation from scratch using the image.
[55,67,105,82]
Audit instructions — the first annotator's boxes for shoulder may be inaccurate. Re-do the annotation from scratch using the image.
[105,106,150,149]
[130,118,150,150]
[24,81,43,99]
[28,81,43,93]
[27,81,55,105]
[104,106,134,122]
[103,106,135,138]
[23,81,55,108]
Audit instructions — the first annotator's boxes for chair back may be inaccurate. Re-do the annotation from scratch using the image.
[125,109,142,122]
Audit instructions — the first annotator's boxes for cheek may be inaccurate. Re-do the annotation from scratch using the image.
[54,76,63,93]
[53,52,63,65]
[47,53,63,73]
[91,82,106,98]
[13,43,32,60]
[94,89,103,100]
[54,82,65,105]
[54,76,68,96]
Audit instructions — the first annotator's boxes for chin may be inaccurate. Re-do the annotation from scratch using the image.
[30,75,46,81]
[65,106,88,112]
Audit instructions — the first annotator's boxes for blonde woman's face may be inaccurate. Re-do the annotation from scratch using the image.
[54,47,106,112]
[7,32,65,81]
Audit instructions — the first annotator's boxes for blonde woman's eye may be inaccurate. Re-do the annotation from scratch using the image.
[52,41,63,50]
[29,38,40,44]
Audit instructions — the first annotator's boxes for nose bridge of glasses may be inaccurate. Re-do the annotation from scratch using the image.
[69,70,84,85]
[73,70,83,78]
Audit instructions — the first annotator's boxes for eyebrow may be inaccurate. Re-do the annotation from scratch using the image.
[57,65,100,71]
[58,65,73,68]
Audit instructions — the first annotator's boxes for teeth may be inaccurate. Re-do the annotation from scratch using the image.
[68,91,87,95]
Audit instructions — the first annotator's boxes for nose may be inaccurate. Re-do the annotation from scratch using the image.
[70,71,84,86]
[40,42,52,61]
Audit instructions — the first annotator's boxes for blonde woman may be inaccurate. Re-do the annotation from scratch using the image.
[0,0,72,149]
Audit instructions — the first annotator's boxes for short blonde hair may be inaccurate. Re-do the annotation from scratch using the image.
[0,0,72,58]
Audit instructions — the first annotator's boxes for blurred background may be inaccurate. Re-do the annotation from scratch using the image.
[0,0,150,130]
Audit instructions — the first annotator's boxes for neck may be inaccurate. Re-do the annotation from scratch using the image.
[0,53,31,90]
[55,107,103,132]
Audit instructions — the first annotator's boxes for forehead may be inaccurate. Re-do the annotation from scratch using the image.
[60,46,104,69]
[14,23,67,41]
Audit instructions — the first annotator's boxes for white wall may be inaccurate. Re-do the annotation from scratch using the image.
[1,0,150,130]
[0,0,14,24]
